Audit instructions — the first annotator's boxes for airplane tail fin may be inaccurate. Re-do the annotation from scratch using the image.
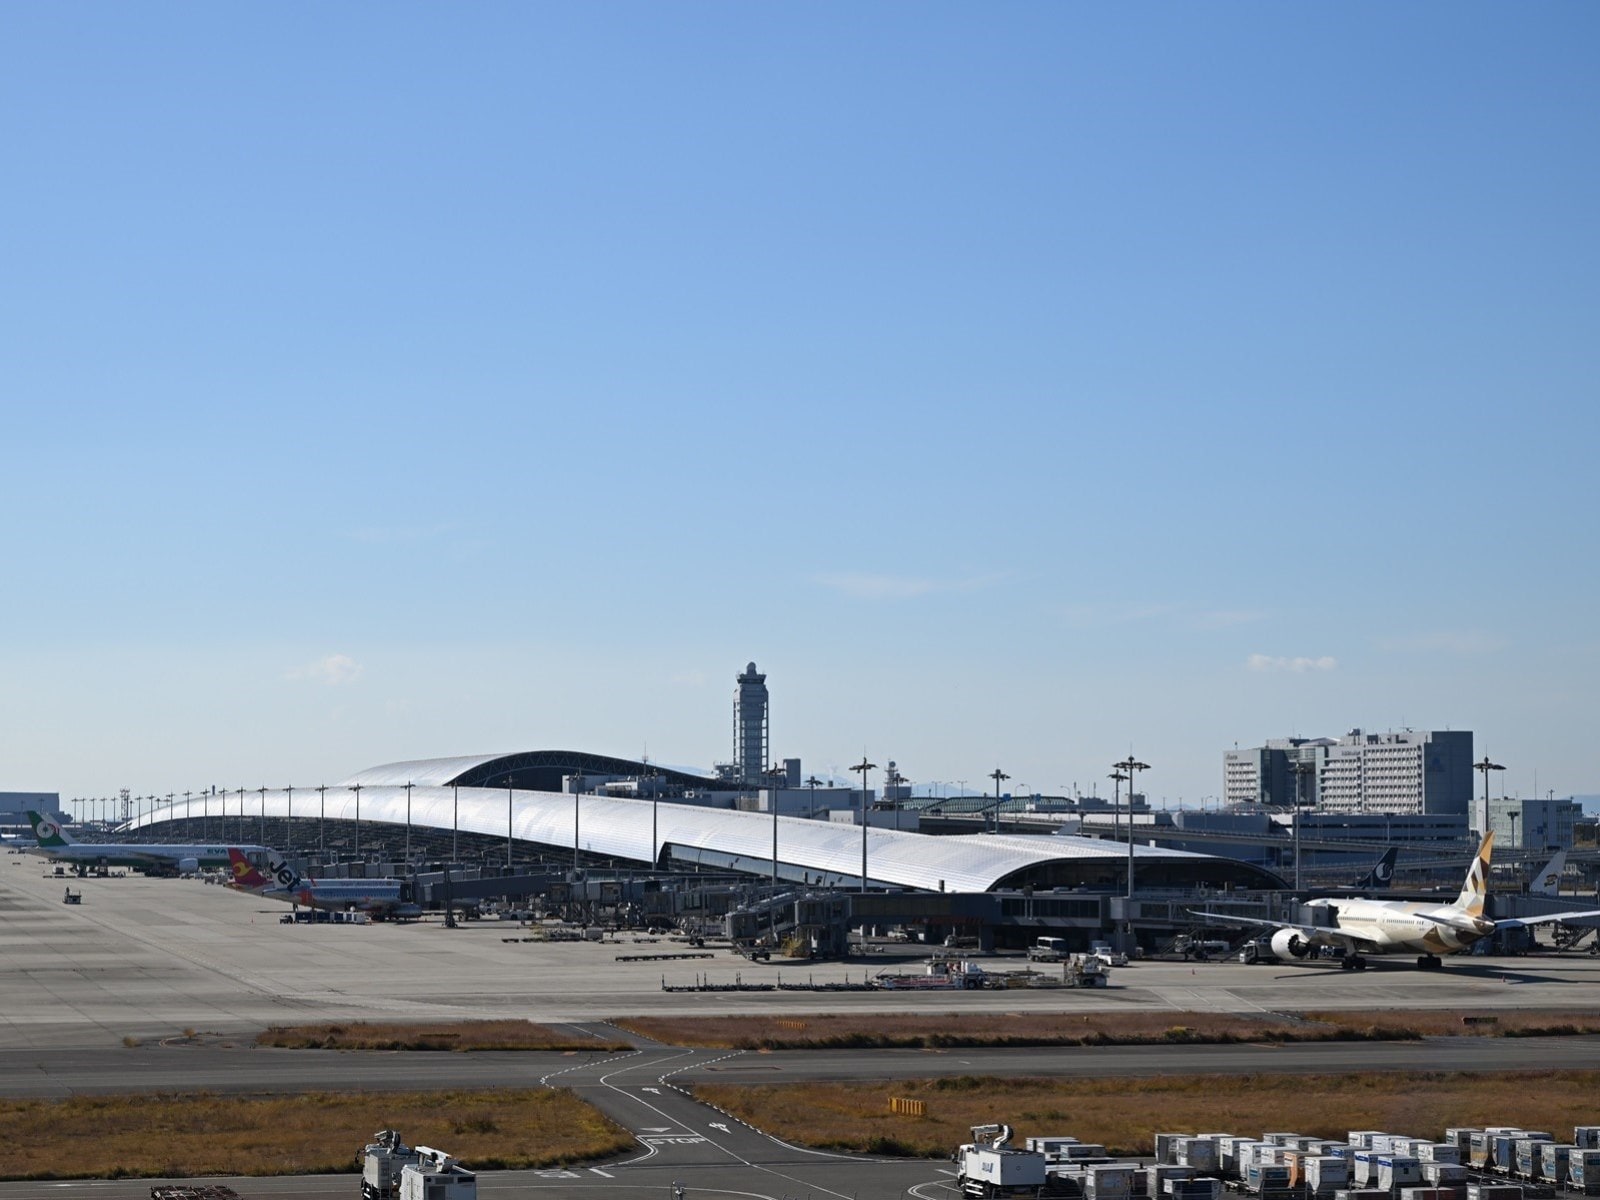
[1454,832,1494,916]
[1355,846,1398,890]
[26,811,73,847]
[265,853,303,892]
[227,848,275,891]
[1531,848,1568,898]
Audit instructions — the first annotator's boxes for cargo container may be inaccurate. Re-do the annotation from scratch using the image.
[1423,1164,1468,1186]
[1378,1156,1423,1190]
[1245,1164,1291,1194]
[1029,1137,1083,1163]
[1333,1189,1392,1200]
[1154,1135,1187,1164]
[1348,1133,1387,1151]
[1146,1165,1193,1190]
[1084,1165,1135,1200]
[1576,1128,1600,1151]
[1465,1184,1524,1200]
[1513,1138,1553,1180]
[1304,1157,1349,1195]
[1164,1179,1223,1200]
[1418,1143,1461,1165]
[1174,1139,1219,1172]
[1571,1149,1600,1192]
[1061,1144,1109,1161]
[1350,1152,1378,1186]
[1469,1134,1495,1170]
[1538,1144,1573,1184]
[1444,1130,1482,1156]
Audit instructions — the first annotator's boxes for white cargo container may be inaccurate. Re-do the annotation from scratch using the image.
[1154,1134,1187,1163]
[1176,1139,1219,1172]
[1304,1156,1349,1195]
[1571,1148,1600,1189]
[1539,1145,1573,1183]
[1165,1180,1224,1200]
[1418,1143,1461,1165]
[1576,1128,1600,1152]
[1466,1184,1525,1200]
[1445,1129,1482,1155]
[1377,1155,1423,1190]
[1348,1133,1386,1151]
[1245,1164,1290,1194]
[1085,1164,1135,1200]
[1423,1163,1468,1186]
[1029,1137,1083,1163]
[1350,1152,1378,1186]
[398,1148,476,1200]
[1514,1138,1553,1179]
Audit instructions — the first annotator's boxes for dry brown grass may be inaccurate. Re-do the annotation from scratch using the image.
[255,1020,632,1052]
[0,1088,632,1180]
[694,1070,1600,1159]
[617,1007,1600,1050]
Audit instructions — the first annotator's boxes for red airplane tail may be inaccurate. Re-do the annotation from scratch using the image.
[227,848,274,890]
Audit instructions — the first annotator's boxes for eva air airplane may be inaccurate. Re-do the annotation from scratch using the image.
[25,811,270,877]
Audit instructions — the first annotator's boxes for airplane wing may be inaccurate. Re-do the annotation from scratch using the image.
[1496,908,1600,930]
[1187,910,1347,941]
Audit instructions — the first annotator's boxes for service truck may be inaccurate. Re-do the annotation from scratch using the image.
[955,1123,1048,1197]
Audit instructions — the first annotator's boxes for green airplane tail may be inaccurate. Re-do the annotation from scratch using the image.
[25,811,72,847]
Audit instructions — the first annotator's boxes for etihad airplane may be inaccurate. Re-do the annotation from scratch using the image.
[1192,833,1600,971]
[227,849,419,919]
[25,811,270,877]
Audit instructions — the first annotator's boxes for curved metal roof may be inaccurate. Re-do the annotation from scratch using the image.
[340,752,724,792]
[126,784,1282,892]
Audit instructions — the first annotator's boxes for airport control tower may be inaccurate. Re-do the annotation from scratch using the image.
[734,662,770,786]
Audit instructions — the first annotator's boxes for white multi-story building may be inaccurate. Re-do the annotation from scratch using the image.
[1225,729,1472,817]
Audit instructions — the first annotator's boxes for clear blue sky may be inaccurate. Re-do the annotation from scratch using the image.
[3,4,1597,807]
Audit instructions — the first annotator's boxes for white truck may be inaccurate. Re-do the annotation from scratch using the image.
[1089,940,1128,967]
[1028,936,1067,962]
[956,1123,1048,1197]
[400,1148,476,1200]
[362,1130,420,1200]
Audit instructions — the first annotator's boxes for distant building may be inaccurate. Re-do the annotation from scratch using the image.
[1225,729,1473,817]
[1485,795,1581,850]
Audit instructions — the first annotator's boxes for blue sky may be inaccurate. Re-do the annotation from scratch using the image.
[3,4,1597,807]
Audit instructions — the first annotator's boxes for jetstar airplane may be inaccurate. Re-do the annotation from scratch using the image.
[25,810,270,877]
[227,849,420,920]
[1191,833,1600,971]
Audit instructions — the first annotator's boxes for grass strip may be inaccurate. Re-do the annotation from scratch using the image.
[694,1069,1600,1159]
[255,1020,633,1052]
[0,1088,632,1181]
[617,1007,1600,1050]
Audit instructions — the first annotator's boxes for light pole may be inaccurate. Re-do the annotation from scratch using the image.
[403,781,413,866]
[573,772,585,874]
[317,784,326,857]
[284,785,293,854]
[1475,756,1505,841]
[1291,759,1315,891]
[349,783,362,856]
[649,771,661,869]
[1114,757,1150,902]
[851,757,876,892]
[237,787,245,843]
[805,775,823,820]
[453,782,459,864]
[506,778,514,869]
[257,787,267,845]
[1108,770,1129,842]
[767,764,787,885]
[989,768,1010,835]
[184,790,192,830]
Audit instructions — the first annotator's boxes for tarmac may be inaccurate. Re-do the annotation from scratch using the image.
[6,847,1600,1050]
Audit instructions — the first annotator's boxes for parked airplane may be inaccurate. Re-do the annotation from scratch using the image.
[24,811,270,877]
[1530,848,1568,898]
[1191,832,1600,971]
[227,849,419,919]
[1352,846,1399,890]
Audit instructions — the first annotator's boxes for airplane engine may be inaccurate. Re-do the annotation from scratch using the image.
[177,857,199,876]
[1270,928,1312,959]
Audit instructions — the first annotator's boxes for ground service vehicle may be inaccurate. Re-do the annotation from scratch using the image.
[956,1124,1048,1197]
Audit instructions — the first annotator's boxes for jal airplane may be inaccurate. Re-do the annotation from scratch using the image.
[25,811,270,877]
[227,849,419,919]
[1192,832,1600,971]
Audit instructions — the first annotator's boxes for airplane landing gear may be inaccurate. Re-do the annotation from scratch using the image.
[1340,955,1369,971]
[1417,954,1443,970]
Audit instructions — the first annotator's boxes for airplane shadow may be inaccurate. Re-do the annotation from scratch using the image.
[1258,959,1575,984]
